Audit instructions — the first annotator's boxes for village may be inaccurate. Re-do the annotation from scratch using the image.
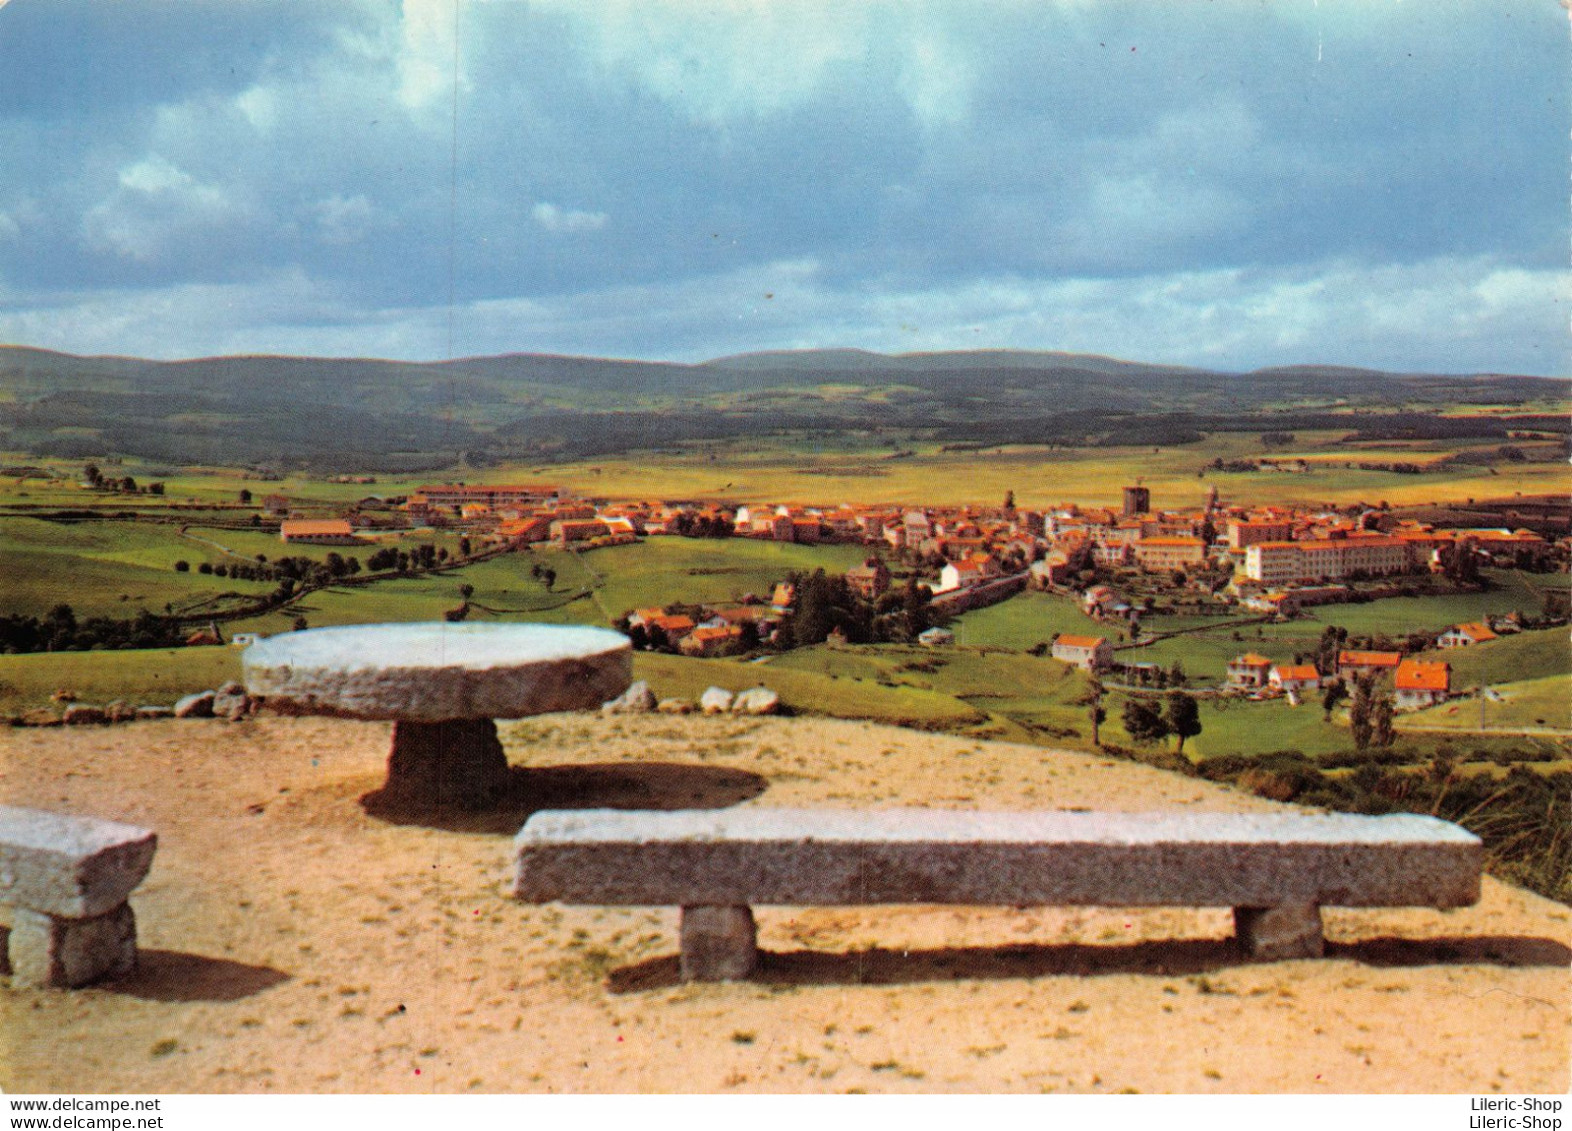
[259,478,1564,713]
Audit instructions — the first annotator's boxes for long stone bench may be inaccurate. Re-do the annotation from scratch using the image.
[513,807,1482,980]
[0,805,157,988]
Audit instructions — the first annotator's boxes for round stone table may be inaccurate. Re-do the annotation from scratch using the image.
[242,623,632,808]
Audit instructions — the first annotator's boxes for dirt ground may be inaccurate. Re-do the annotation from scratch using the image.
[1,712,1567,1094]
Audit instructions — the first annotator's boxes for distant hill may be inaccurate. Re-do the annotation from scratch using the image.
[0,344,1563,472]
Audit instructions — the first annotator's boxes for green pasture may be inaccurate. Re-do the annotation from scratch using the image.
[1306,576,1567,638]
[1421,628,1571,690]
[1111,620,1325,685]
[1398,675,1571,734]
[543,538,871,620]
[1,517,278,619]
[0,646,242,716]
[631,652,984,730]
[948,591,1100,650]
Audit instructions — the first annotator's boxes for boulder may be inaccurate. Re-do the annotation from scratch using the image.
[105,700,138,724]
[699,687,734,715]
[173,691,216,719]
[731,687,780,716]
[657,698,693,715]
[601,680,657,715]
[63,705,108,726]
[211,687,252,720]
[14,708,63,728]
[135,706,173,721]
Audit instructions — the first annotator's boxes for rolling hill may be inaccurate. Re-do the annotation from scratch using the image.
[0,344,1564,472]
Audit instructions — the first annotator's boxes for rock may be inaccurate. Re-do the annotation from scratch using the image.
[134,706,173,721]
[173,691,216,719]
[49,689,78,704]
[699,687,734,715]
[63,705,108,726]
[105,700,137,723]
[731,687,780,716]
[14,708,63,728]
[216,681,246,697]
[601,680,657,715]
[211,688,252,720]
[657,698,693,715]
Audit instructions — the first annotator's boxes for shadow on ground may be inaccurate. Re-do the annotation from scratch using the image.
[361,761,768,834]
[607,933,1572,992]
[101,949,291,1002]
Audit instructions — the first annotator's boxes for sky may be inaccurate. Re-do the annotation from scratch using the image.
[0,0,1565,374]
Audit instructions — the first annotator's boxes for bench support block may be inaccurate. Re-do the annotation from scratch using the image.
[7,904,137,988]
[386,719,511,809]
[680,905,757,982]
[1234,903,1323,961]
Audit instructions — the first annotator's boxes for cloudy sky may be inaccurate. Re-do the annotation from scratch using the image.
[0,0,1565,373]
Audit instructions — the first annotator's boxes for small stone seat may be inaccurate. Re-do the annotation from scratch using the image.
[0,805,157,988]
[513,807,1482,980]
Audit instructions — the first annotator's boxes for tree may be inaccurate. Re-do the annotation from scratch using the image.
[541,568,556,590]
[1321,679,1347,722]
[1078,676,1107,748]
[1164,690,1202,756]
[1371,691,1395,749]
[1349,673,1377,751]
[1002,490,1016,512]
[173,560,190,573]
[1122,698,1170,745]
[458,583,475,601]
[238,489,253,504]
[83,463,102,488]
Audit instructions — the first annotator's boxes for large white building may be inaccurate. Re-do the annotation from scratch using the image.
[1243,536,1409,585]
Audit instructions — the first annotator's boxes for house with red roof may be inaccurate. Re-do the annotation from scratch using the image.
[1395,660,1451,710]
[1051,633,1113,672]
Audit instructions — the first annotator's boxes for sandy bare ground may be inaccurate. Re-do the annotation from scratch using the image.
[1,713,1567,1094]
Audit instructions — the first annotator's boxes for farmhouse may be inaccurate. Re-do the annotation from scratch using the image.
[1270,664,1322,694]
[1226,654,1274,690]
[845,558,892,599]
[678,625,746,658]
[550,519,610,544]
[1051,633,1113,672]
[1395,660,1451,710]
[1337,650,1403,680]
[1436,622,1497,649]
[279,519,358,545]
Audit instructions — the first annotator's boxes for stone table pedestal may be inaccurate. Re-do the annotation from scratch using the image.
[244,623,632,809]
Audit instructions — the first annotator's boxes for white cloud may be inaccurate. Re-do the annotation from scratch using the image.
[313,194,381,245]
[235,85,279,133]
[531,202,608,234]
[395,0,464,111]
[534,0,975,127]
[81,155,244,262]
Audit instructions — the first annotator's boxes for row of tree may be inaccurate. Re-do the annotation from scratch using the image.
[0,604,184,654]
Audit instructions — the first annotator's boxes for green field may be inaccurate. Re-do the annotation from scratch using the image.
[1421,627,1572,690]
[0,646,242,716]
